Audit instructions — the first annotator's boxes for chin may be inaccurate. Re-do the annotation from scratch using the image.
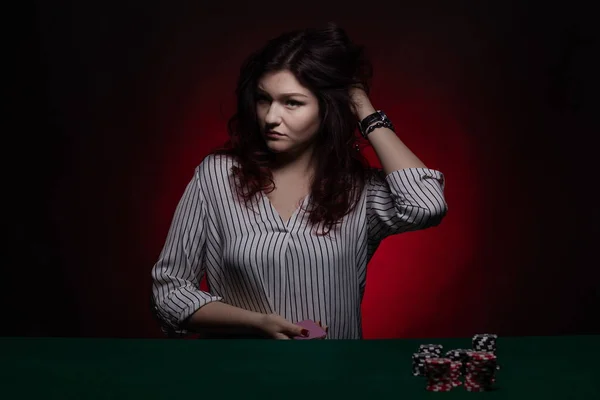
[266,143,290,152]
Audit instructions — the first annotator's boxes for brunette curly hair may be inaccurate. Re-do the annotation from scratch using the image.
[210,22,379,237]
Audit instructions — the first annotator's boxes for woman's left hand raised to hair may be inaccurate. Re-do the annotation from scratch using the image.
[349,86,376,120]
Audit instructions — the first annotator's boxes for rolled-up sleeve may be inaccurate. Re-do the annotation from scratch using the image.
[366,167,448,244]
[151,169,222,337]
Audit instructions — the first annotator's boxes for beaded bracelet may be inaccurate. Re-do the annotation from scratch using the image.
[365,120,395,135]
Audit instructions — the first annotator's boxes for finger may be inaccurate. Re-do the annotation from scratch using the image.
[288,324,309,338]
[273,333,291,340]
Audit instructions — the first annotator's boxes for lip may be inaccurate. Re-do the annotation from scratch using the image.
[266,130,285,137]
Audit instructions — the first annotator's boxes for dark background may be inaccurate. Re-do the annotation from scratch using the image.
[7,0,599,339]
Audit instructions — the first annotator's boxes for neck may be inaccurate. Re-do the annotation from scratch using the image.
[270,146,317,178]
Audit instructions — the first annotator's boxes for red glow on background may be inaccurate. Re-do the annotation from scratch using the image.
[23,2,597,340]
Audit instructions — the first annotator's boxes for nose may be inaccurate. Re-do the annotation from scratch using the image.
[264,102,282,126]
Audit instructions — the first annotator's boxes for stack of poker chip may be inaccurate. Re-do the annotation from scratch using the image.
[411,344,461,391]
[424,358,459,392]
[464,351,498,391]
[472,333,500,370]
[411,333,500,392]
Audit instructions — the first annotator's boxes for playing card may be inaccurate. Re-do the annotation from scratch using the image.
[293,319,327,340]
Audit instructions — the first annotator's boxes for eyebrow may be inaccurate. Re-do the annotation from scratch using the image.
[256,88,309,98]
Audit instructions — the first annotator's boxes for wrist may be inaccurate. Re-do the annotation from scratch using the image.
[356,104,376,121]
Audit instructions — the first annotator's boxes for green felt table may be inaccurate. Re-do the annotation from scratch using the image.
[1,335,599,399]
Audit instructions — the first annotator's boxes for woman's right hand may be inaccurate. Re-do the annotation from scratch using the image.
[255,313,309,339]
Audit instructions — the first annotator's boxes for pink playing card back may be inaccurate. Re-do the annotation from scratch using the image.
[293,319,327,340]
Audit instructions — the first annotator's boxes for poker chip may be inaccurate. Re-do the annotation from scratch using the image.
[464,382,487,392]
[464,352,497,391]
[445,348,470,375]
[418,344,443,356]
[424,358,454,392]
[426,383,454,392]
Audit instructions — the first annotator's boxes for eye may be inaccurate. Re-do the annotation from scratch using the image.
[255,94,270,103]
[286,100,303,107]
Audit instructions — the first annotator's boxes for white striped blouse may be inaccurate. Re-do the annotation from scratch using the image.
[151,154,447,339]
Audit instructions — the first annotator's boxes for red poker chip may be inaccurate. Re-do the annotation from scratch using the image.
[470,351,496,360]
[426,384,453,392]
[424,358,453,379]
[465,376,495,383]
[466,375,495,382]
[425,358,452,365]
[467,368,496,374]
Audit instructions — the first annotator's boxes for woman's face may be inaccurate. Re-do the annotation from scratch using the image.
[256,70,321,156]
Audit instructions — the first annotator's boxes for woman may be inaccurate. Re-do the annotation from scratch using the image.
[150,23,448,339]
